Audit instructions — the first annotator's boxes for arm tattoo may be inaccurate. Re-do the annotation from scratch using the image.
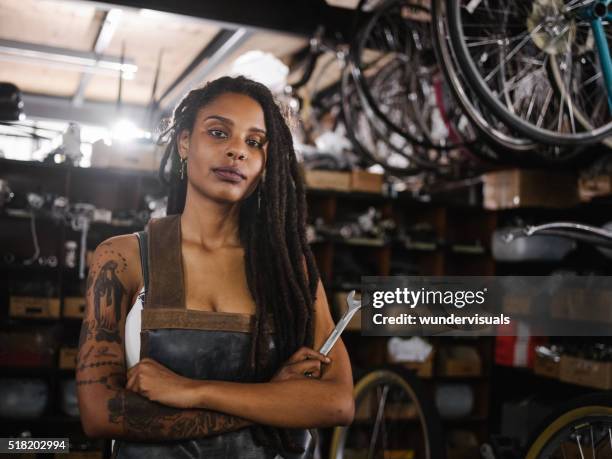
[107,390,251,440]
[93,260,126,343]
[79,248,252,440]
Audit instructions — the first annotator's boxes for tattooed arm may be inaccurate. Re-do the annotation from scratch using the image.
[76,235,252,441]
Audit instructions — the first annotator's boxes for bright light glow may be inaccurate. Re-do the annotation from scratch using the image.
[230,50,289,93]
[110,119,150,142]
[18,113,26,121]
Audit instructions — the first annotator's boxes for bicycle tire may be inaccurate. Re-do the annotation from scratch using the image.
[350,0,468,151]
[329,366,446,459]
[525,391,612,459]
[430,0,538,158]
[445,0,612,147]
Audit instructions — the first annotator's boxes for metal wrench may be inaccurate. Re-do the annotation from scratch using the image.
[318,290,362,356]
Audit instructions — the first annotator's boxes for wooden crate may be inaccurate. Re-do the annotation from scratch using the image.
[533,354,560,380]
[560,355,612,390]
[437,346,482,377]
[483,169,578,210]
[304,170,351,192]
[350,170,384,194]
[59,347,78,370]
[63,297,86,319]
[10,296,60,319]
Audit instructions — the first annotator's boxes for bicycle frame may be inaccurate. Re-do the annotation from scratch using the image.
[577,0,612,113]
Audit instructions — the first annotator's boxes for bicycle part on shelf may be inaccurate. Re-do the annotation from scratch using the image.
[340,63,426,175]
[319,290,362,356]
[524,221,612,249]
[445,0,612,148]
[329,366,446,459]
[492,226,576,261]
[70,203,95,279]
[0,179,14,210]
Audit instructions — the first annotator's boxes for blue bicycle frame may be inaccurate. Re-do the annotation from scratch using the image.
[580,0,612,112]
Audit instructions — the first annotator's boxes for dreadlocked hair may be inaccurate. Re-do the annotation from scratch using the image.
[157,75,321,454]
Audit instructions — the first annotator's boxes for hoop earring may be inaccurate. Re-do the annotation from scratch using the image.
[180,156,187,180]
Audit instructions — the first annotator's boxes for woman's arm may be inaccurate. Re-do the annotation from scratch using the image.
[130,278,355,429]
[76,235,253,440]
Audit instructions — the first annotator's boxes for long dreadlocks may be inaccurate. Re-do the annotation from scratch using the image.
[157,75,321,453]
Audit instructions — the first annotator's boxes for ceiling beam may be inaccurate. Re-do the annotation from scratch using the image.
[157,28,252,115]
[73,8,123,106]
[23,93,148,128]
[0,39,137,77]
[83,0,359,40]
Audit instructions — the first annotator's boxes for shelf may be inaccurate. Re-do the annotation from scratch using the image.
[448,244,487,255]
[402,240,438,252]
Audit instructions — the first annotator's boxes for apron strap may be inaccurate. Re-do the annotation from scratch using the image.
[146,214,186,309]
[135,230,149,296]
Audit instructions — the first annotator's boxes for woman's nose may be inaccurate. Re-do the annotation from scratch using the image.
[226,150,247,161]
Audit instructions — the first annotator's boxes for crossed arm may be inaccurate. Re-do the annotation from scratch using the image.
[76,235,354,441]
[76,236,253,441]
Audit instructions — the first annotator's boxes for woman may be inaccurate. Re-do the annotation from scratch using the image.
[76,75,355,459]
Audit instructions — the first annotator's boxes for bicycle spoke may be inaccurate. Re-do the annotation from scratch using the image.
[367,384,389,459]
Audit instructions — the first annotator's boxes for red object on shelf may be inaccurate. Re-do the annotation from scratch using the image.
[495,322,548,368]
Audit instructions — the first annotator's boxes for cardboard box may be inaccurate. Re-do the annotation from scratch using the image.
[560,355,612,390]
[483,169,578,210]
[502,294,531,316]
[64,297,86,318]
[551,288,612,323]
[91,139,163,172]
[437,346,482,377]
[579,174,612,202]
[304,169,351,191]
[59,347,78,369]
[10,296,61,319]
[533,354,560,379]
[391,349,435,379]
[350,170,384,194]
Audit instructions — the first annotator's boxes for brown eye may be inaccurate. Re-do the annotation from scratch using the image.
[209,129,227,139]
[247,139,263,149]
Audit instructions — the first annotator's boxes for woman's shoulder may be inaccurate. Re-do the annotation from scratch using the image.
[91,233,142,294]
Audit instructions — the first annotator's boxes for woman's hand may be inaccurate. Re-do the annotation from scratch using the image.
[270,346,331,382]
[126,358,201,409]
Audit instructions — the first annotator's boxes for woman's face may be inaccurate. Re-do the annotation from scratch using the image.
[178,92,268,204]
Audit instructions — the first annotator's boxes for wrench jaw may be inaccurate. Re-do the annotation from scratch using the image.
[346,289,362,312]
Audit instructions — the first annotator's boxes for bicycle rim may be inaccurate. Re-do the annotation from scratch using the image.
[329,368,446,459]
[446,0,612,147]
[526,409,612,458]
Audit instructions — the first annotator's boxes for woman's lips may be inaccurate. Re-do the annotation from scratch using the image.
[212,168,244,183]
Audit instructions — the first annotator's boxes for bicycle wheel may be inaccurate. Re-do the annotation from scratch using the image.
[525,391,612,458]
[431,0,540,159]
[446,0,612,147]
[351,0,470,151]
[329,366,446,459]
[340,63,427,175]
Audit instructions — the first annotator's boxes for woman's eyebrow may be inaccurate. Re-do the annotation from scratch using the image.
[204,115,266,136]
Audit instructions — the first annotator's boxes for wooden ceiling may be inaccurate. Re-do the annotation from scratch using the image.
[0,0,307,107]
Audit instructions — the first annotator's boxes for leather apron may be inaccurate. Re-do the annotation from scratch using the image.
[111,215,314,459]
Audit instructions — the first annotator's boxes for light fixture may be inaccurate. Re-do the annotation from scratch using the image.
[230,50,289,93]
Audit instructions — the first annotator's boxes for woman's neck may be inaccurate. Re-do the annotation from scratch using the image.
[180,186,241,250]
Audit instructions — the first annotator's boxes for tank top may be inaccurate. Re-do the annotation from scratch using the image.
[124,286,144,369]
